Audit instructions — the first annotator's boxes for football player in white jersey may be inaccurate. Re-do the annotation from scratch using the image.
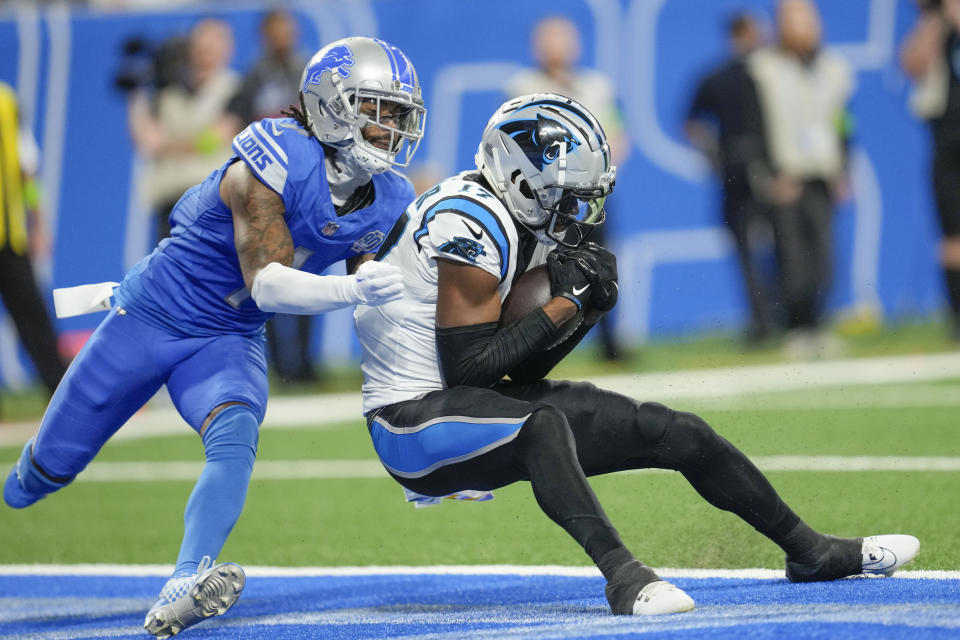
[355,93,918,616]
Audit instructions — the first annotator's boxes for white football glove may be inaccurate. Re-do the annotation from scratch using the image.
[352,260,404,305]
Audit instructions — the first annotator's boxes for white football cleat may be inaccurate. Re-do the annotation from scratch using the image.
[861,535,920,576]
[143,556,245,638]
[632,580,696,615]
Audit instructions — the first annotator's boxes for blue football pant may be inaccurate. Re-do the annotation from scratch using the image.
[10,307,267,571]
[30,307,267,480]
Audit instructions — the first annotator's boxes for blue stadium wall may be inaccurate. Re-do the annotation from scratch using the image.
[0,0,942,386]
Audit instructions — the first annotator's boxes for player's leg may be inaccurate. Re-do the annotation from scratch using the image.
[370,386,693,615]
[4,308,166,508]
[144,333,266,637]
[496,379,918,581]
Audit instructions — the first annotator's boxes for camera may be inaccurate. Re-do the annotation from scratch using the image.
[113,36,188,93]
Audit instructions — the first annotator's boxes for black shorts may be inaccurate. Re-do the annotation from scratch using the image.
[933,141,960,236]
[366,379,673,497]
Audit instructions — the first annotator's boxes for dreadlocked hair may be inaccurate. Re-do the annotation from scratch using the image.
[281,104,311,131]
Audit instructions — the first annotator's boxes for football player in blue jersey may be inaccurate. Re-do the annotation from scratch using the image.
[356,93,919,617]
[4,36,425,638]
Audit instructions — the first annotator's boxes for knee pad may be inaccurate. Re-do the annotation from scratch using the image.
[515,406,574,459]
[656,411,728,468]
[201,405,259,464]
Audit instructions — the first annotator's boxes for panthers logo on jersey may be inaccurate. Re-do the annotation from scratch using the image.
[498,114,581,171]
[438,236,487,263]
[303,44,355,88]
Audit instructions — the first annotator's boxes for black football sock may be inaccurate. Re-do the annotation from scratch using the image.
[599,547,661,614]
[782,521,863,582]
[513,409,627,567]
[655,413,806,544]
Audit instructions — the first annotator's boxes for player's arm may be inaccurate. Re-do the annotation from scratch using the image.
[435,259,577,388]
[506,244,619,384]
[221,161,402,313]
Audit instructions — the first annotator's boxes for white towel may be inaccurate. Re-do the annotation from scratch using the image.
[53,282,120,318]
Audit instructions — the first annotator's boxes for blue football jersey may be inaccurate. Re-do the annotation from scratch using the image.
[115,117,414,336]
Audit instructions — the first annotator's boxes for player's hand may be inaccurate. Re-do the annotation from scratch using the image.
[560,242,619,312]
[353,260,404,305]
[546,249,593,309]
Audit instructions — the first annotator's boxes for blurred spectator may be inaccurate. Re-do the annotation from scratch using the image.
[900,0,960,341]
[221,10,315,384]
[128,18,239,242]
[504,14,632,361]
[223,10,305,128]
[686,11,775,346]
[747,0,853,358]
[0,81,68,403]
[408,163,445,197]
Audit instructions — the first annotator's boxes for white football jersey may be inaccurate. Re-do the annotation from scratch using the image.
[356,172,550,414]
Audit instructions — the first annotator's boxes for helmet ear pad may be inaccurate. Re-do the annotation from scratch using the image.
[516,176,535,200]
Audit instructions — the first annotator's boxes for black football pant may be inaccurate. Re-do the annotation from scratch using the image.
[0,246,67,395]
[370,379,817,570]
[723,170,773,339]
[768,180,833,330]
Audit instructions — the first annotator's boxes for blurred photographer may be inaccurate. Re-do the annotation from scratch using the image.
[126,18,239,243]
[901,0,960,340]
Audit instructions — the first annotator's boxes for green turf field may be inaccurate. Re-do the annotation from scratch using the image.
[2,372,958,572]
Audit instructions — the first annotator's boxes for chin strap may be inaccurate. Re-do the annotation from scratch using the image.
[325,151,372,206]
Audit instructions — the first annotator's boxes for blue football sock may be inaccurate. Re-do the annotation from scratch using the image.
[3,440,73,509]
[173,405,259,576]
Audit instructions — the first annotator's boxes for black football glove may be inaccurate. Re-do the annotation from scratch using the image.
[546,249,593,309]
[560,242,618,312]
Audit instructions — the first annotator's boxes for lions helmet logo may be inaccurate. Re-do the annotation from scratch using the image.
[498,114,581,171]
[304,44,355,89]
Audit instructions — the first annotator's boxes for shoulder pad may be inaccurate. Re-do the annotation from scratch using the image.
[232,118,309,195]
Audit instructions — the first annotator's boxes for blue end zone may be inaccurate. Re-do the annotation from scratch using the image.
[1,572,958,639]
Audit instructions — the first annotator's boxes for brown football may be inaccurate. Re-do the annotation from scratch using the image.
[499,264,584,348]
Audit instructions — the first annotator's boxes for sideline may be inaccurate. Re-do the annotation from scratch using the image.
[0,564,957,580]
[2,351,960,448]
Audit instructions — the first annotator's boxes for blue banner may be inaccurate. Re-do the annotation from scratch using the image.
[0,0,940,386]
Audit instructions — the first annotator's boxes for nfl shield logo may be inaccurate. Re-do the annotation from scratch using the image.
[321,221,340,237]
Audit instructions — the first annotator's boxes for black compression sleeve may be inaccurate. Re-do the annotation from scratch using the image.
[506,319,595,384]
[436,308,559,388]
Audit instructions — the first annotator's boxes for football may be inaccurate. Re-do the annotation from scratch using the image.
[499,264,584,347]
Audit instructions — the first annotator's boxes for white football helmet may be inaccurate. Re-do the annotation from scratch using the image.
[476,93,615,247]
[299,36,425,173]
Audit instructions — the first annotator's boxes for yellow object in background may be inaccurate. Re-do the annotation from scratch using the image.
[0,81,28,255]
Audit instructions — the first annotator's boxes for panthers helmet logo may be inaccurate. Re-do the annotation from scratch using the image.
[303,44,355,89]
[499,114,581,171]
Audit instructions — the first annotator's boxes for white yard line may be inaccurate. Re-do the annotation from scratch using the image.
[0,564,957,580]
[54,455,960,484]
[2,352,960,448]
